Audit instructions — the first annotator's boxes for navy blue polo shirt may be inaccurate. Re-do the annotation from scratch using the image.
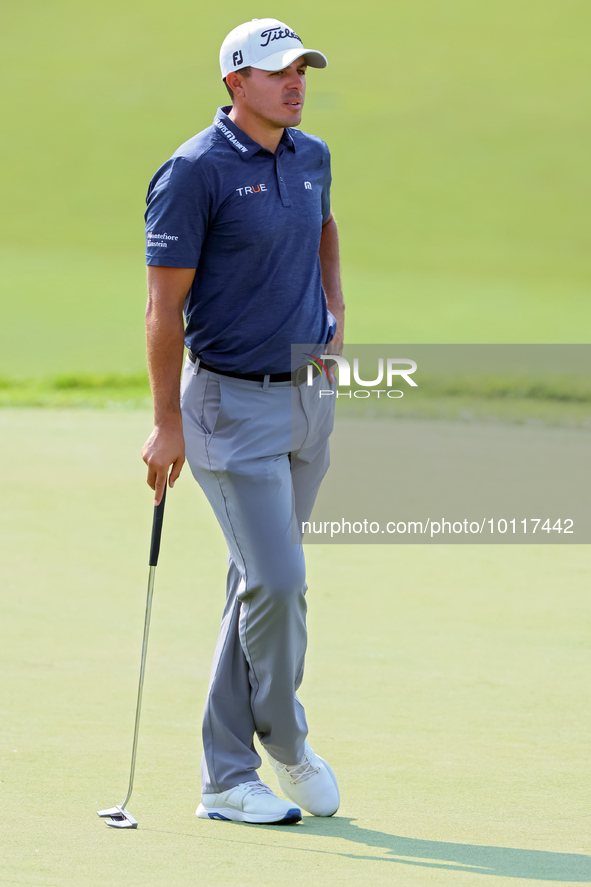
[145,106,336,374]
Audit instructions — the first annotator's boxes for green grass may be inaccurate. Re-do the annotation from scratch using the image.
[1,0,590,379]
[333,373,591,426]
[0,372,151,408]
[2,372,589,428]
[335,394,591,428]
[1,409,591,886]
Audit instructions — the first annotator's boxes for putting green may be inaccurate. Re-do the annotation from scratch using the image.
[1,409,590,886]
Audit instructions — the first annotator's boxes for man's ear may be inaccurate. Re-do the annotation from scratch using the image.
[226,71,246,98]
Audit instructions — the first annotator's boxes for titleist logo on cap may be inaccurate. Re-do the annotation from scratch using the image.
[260,27,303,48]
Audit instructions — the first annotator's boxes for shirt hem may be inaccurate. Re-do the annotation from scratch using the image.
[146,256,198,268]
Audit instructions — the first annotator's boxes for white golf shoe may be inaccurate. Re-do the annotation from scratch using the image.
[196,780,301,824]
[266,741,340,817]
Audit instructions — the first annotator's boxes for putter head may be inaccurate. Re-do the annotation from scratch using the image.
[97,805,138,828]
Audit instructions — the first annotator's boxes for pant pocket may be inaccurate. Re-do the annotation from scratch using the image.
[182,369,223,437]
[199,374,223,436]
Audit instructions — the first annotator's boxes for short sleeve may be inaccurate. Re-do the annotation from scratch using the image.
[320,143,332,224]
[145,157,212,268]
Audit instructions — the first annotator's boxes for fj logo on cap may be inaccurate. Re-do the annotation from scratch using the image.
[232,50,243,67]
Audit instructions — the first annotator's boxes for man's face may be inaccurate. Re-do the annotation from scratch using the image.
[240,57,307,128]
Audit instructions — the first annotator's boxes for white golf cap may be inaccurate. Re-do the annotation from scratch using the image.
[220,18,327,80]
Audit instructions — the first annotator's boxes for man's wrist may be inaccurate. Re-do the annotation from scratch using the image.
[154,411,183,431]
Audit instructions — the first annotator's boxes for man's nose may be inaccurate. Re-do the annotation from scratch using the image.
[285,71,305,91]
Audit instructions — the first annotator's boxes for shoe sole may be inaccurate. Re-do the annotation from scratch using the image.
[196,804,301,825]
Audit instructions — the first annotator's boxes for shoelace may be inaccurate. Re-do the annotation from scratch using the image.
[277,754,320,785]
[242,781,275,796]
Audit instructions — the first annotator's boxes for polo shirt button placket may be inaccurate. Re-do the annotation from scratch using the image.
[275,153,291,208]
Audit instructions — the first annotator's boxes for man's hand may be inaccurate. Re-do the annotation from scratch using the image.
[142,418,185,506]
[324,333,344,384]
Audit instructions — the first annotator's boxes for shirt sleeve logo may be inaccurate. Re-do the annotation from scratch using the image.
[236,184,268,196]
[304,181,312,190]
[147,231,179,248]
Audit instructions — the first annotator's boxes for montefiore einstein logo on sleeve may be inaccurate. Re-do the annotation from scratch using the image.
[147,232,179,248]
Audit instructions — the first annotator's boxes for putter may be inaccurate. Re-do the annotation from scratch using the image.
[97,484,167,829]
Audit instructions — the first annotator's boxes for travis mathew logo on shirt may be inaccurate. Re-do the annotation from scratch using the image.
[236,184,268,196]
[213,117,248,154]
[259,27,302,47]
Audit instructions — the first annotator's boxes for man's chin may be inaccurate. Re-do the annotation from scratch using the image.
[281,111,303,127]
[262,108,304,129]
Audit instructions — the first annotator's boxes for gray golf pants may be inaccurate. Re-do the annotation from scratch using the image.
[180,358,334,793]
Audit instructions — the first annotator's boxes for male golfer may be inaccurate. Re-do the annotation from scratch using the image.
[141,18,345,824]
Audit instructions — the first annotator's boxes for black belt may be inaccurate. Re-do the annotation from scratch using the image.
[188,351,331,387]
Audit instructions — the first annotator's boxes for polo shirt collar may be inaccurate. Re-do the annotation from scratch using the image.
[213,106,296,161]
[280,127,296,153]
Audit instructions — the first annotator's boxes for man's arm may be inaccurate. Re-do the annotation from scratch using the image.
[319,213,345,382]
[319,213,345,348]
[141,265,196,505]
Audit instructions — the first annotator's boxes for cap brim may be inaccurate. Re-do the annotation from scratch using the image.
[252,47,327,72]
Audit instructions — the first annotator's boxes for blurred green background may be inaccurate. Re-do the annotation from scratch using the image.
[1,0,589,382]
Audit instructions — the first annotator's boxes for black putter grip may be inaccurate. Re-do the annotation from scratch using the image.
[149,484,167,566]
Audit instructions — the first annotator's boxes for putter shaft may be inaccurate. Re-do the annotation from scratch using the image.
[98,486,167,828]
[121,563,156,810]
